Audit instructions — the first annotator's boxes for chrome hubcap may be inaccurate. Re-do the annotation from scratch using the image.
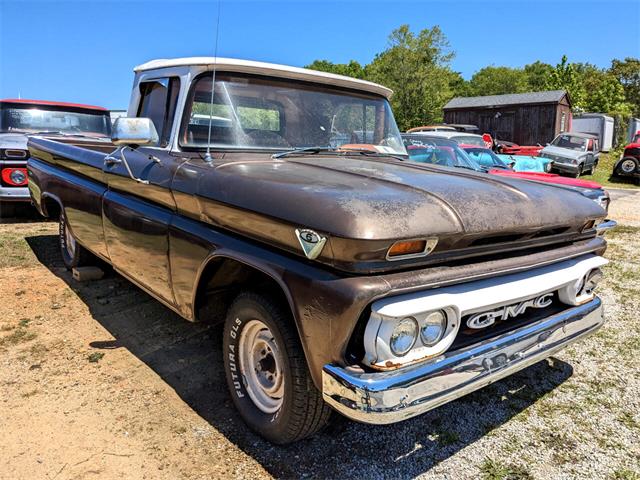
[238,319,284,413]
[621,159,636,173]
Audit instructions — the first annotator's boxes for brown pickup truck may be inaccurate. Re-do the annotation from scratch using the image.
[27,57,615,444]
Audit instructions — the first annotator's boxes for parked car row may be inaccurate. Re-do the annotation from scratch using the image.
[22,57,616,444]
[402,135,610,211]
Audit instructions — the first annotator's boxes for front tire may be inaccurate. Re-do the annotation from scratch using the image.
[617,157,638,176]
[59,209,94,269]
[223,292,331,444]
[571,164,583,178]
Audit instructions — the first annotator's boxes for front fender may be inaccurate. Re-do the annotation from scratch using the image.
[168,215,387,389]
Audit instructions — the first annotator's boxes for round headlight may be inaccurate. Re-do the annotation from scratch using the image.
[10,169,26,185]
[581,268,603,296]
[420,310,447,346]
[389,317,418,357]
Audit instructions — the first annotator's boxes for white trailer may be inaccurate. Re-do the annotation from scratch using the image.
[628,118,640,143]
[571,113,614,152]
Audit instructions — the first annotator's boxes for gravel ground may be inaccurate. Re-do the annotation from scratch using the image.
[0,209,639,480]
[608,189,640,227]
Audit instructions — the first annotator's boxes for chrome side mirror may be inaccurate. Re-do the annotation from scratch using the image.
[111,117,158,146]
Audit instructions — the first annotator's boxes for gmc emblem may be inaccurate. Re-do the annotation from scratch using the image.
[466,293,554,330]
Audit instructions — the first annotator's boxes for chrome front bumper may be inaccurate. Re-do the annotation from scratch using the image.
[322,297,603,424]
[552,162,580,174]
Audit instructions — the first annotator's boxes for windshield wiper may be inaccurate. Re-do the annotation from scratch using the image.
[27,130,106,139]
[273,145,407,162]
[272,146,337,159]
[454,164,481,171]
[342,148,407,162]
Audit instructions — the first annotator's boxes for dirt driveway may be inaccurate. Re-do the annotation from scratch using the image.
[1,208,639,479]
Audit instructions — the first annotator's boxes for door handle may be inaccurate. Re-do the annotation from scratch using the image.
[106,147,149,184]
[105,156,122,166]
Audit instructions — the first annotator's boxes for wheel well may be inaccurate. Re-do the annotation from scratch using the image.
[42,196,61,220]
[194,257,290,324]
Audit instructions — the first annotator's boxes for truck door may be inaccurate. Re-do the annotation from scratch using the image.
[102,77,181,306]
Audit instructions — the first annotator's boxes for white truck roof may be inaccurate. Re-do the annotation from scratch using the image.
[133,57,393,99]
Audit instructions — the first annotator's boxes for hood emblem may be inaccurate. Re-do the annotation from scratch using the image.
[295,229,326,260]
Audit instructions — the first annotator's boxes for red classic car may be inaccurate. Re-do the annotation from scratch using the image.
[614,131,640,181]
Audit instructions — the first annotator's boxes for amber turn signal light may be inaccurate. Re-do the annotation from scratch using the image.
[388,240,427,257]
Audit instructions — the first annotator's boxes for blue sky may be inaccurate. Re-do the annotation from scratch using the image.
[1,0,638,109]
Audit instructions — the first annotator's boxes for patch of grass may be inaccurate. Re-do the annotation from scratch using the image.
[28,342,49,359]
[617,412,640,430]
[605,225,640,238]
[0,232,34,268]
[582,151,640,190]
[20,389,39,398]
[18,318,31,327]
[0,328,37,347]
[534,398,574,419]
[480,458,533,480]
[537,430,582,464]
[87,352,105,363]
[612,469,640,480]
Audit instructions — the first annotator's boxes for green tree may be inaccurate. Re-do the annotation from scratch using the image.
[546,55,585,109]
[610,57,640,116]
[466,66,529,96]
[580,68,631,115]
[365,24,455,130]
[305,59,367,80]
[523,61,554,91]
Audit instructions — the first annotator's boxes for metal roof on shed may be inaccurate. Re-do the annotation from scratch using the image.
[444,90,568,109]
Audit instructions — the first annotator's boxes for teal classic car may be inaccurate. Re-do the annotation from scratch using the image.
[498,154,553,173]
[460,146,553,173]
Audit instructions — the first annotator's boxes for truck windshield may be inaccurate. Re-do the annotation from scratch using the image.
[180,73,406,155]
[0,103,111,137]
[551,134,588,151]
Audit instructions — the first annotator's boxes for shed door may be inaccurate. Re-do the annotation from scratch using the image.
[494,112,515,142]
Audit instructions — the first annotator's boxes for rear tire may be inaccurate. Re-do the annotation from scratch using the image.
[223,291,332,444]
[617,157,638,177]
[59,209,94,269]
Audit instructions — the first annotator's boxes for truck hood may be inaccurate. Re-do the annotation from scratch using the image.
[541,145,585,160]
[187,153,605,273]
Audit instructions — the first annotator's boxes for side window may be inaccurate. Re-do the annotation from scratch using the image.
[137,78,180,147]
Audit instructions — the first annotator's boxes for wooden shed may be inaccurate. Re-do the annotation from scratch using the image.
[443,90,572,145]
